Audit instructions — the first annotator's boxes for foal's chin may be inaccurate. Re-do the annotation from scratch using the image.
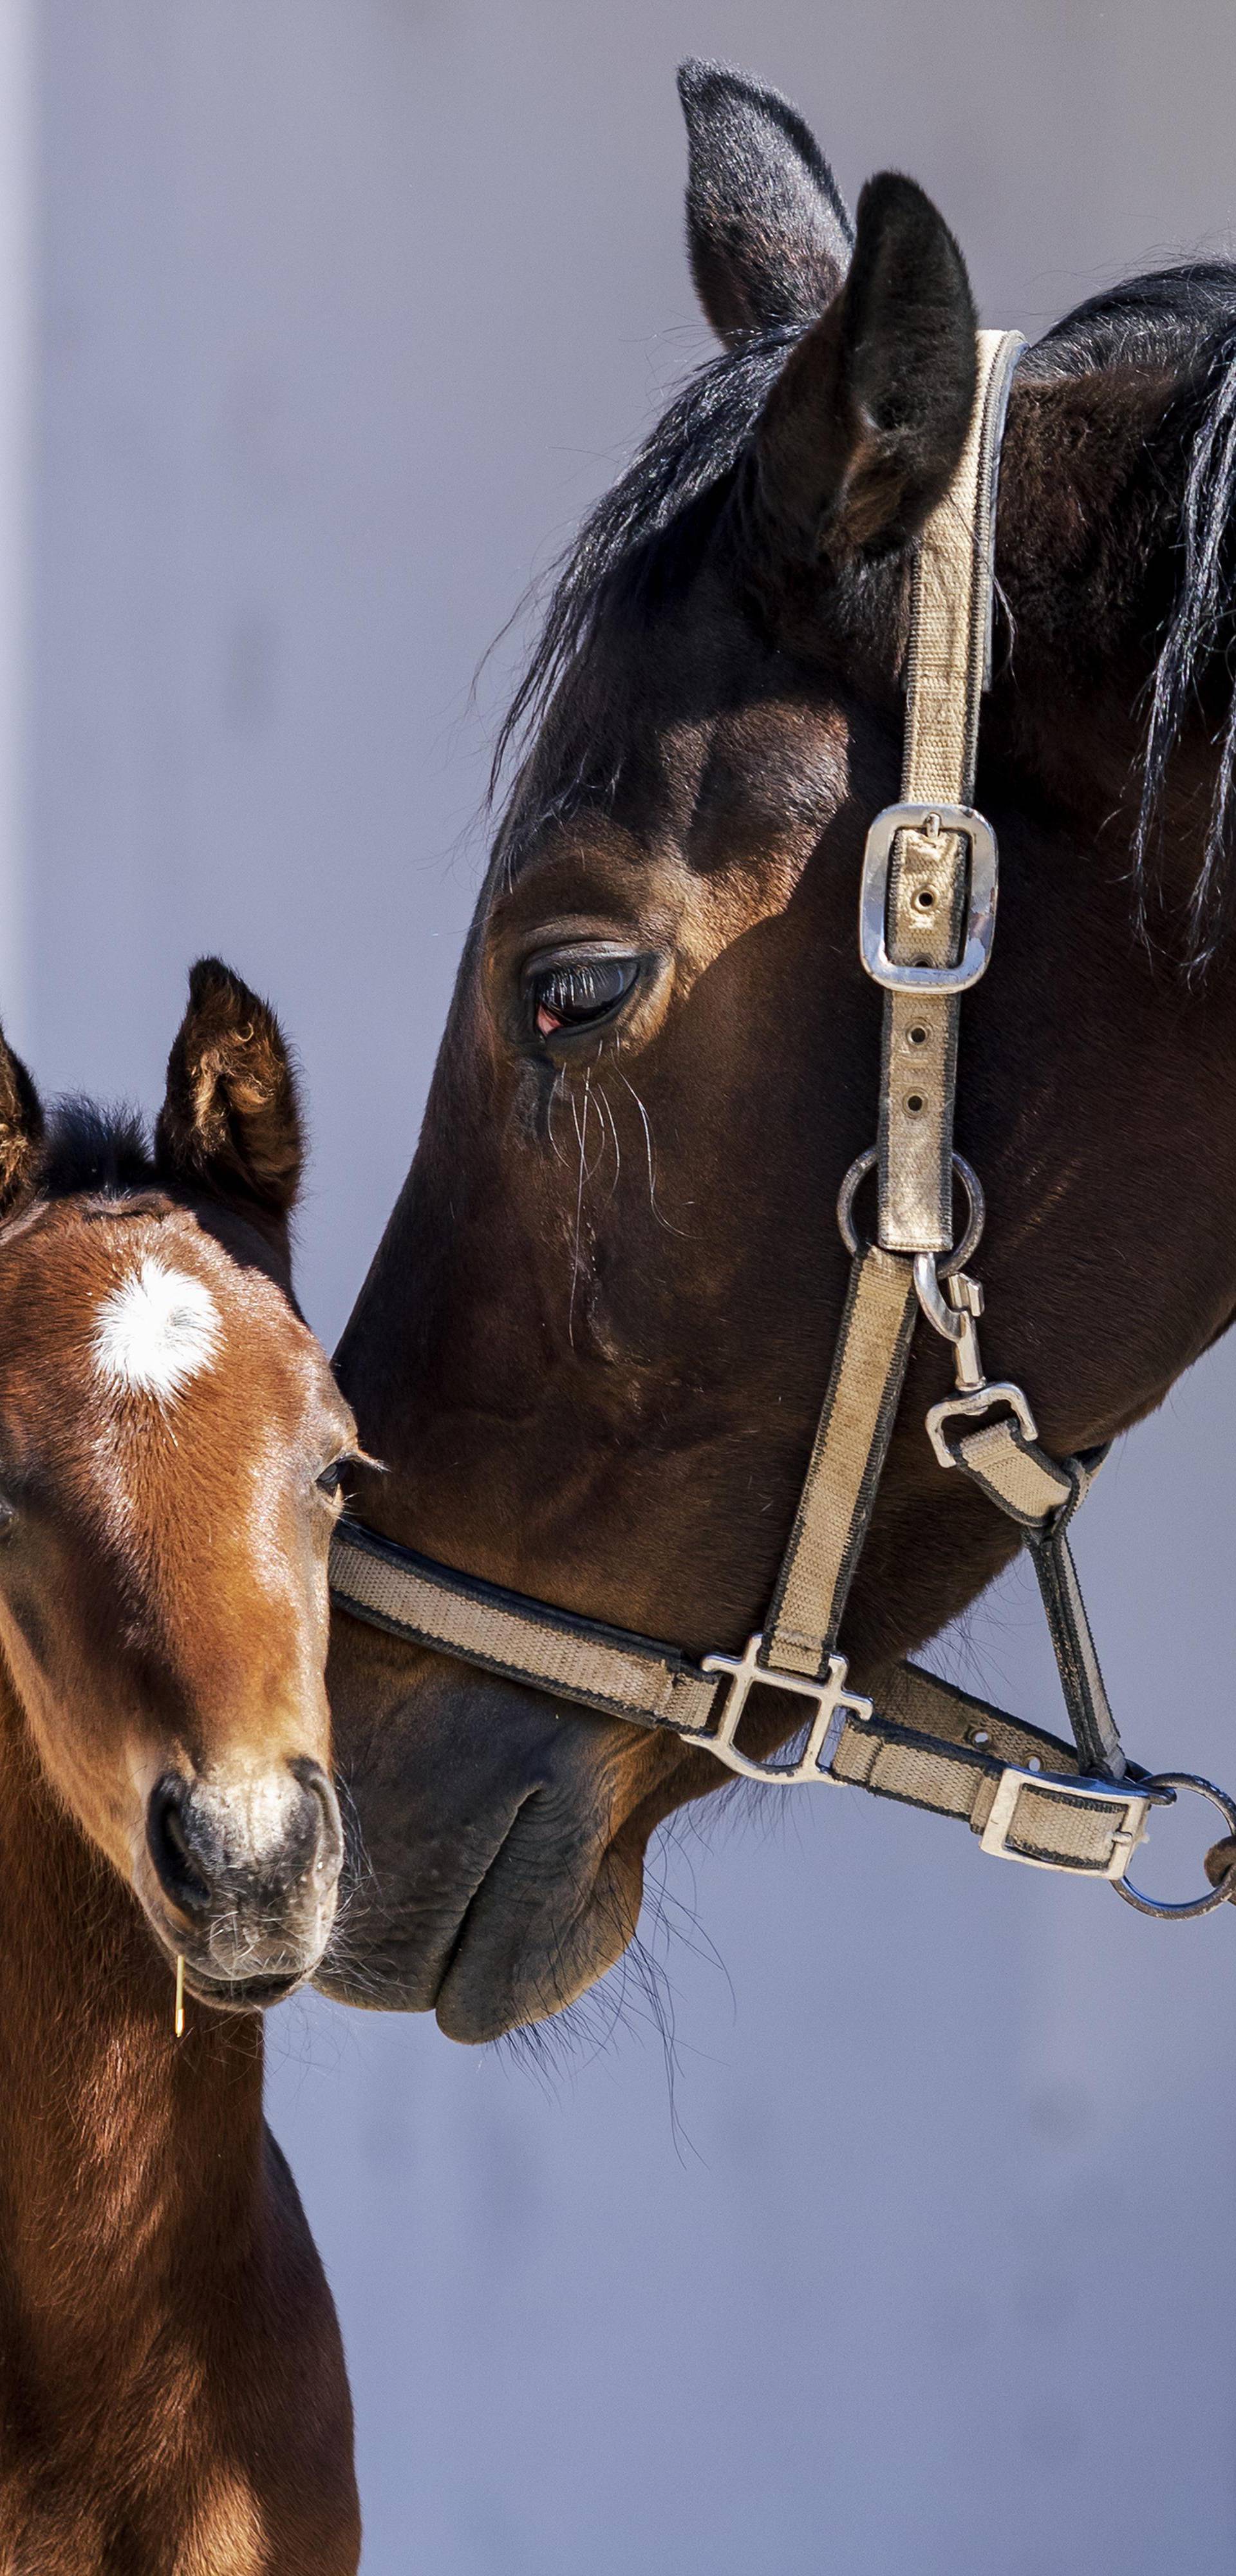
[179,1944,332,2014]
[138,1889,340,2016]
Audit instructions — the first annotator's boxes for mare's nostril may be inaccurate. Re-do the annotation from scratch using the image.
[146,1775,214,1920]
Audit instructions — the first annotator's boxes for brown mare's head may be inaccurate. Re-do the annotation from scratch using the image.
[325,64,1236,2038]
[0,960,358,2009]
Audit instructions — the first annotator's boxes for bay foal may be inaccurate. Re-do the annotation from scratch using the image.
[0,961,360,2571]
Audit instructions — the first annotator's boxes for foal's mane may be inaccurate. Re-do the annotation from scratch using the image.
[496,260,1236,967]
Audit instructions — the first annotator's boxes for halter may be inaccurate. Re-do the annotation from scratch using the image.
[331,331,1236,1922]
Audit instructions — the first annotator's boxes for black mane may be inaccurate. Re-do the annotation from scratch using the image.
[1032,261,1236,376]
[491,321,801,789]
[496,260,1236,965]
[40,1099,156,1200]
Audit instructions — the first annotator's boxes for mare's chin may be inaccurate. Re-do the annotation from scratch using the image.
[433,1827,646,2043]
[317,1817,644,2041]
[318,1640,670,2037]
[319,1638,675,2040]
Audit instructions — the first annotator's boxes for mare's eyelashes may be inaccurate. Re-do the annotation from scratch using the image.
[521,949,647,1046]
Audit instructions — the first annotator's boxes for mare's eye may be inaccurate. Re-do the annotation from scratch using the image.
[525,954,640,1039]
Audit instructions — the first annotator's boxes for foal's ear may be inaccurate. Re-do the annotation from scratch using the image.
[751,171,977,564]
[154,959,303,1235]
[679,61,852,343]
[0,1030,42,1222]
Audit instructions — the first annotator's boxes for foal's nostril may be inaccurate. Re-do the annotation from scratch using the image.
[147,1776,214,1921]
[288,1756,343,1883]
[145,1760,342,1934]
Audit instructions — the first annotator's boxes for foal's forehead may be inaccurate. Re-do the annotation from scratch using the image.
[1,1200,329,1423]
[93,1247,223,1401]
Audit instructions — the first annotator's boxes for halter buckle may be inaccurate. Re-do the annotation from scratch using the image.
[859,801,998,992]
[980,1765,1158,1876]
[697,1634,872,1785]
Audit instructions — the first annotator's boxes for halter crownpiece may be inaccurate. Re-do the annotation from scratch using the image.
[331,329,1236,1922]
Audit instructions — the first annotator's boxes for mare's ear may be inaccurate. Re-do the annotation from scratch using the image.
[678,60,852,343]
[154,958,303,1236]
[0,1030,42,1222]
[751,171,977,564]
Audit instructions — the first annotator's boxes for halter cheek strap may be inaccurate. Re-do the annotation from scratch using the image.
[331,328,1236,1920]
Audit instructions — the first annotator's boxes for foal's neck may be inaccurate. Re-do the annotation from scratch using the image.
[0,1653,265,2378]
[0,1656,359,2571]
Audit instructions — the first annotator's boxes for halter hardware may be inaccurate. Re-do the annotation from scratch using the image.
[330,325,1236,1922]
[926,1378,1040,1472]
[915,1260,1042,1467]
[979,1766,1162,1876]
[859,800,998,992]
[695,1638,872,1785]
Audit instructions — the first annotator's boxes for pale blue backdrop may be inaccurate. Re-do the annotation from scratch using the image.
[17,5,1236,2568]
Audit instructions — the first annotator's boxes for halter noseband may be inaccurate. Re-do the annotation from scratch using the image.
[332,330,1236,1922]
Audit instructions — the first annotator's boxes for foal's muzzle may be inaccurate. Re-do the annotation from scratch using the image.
[145,1757,343,2005]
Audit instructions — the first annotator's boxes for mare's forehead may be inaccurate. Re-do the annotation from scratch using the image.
[500,669,850,902]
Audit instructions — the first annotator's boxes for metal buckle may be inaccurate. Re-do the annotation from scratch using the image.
[926,1379,1040,1472]
[859,800,998,993]
[696,1634,872,1785]
[980,1765,1157,1877]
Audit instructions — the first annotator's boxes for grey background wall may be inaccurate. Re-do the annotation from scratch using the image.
[16,3,1236,2568]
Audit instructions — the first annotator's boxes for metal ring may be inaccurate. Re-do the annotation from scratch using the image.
[937,1158,986,1276]
[836,1148,877,1255]
[1112,1774,1236,1920]
[836,1148,985,1273]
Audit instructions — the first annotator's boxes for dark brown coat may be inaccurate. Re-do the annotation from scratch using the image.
[324,66,1236,2047]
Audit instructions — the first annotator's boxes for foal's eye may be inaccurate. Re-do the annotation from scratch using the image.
[315,1446,382,1506]
[525,954,641,1039]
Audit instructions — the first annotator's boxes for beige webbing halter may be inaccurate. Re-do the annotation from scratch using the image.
[331,330,1236,1920]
